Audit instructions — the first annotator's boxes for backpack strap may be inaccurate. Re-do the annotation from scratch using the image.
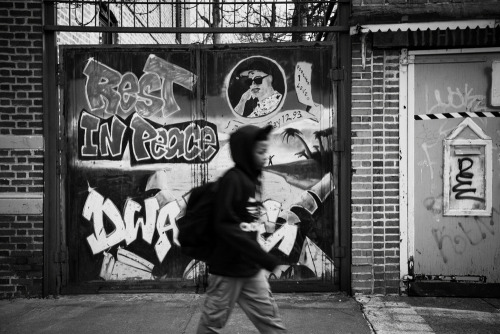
[256,183,262,203]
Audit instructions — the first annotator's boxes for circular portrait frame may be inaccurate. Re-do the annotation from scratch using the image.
[226,56,287,122]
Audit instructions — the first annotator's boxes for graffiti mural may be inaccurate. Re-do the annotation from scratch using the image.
[64,46,336,287]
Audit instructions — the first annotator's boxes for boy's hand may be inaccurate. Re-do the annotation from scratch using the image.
[246,198,264,221]
[247,206,262,220]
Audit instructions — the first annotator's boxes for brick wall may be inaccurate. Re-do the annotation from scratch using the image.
[0,0,44,298]
[350,0,500,25]
[350,34,401,295]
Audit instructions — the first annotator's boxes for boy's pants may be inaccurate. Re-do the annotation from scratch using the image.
[196,270,287,334]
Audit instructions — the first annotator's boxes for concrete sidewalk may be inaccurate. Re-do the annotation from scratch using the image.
[0,293,370,334]
[1,293,499,334]
[356,295,500,334]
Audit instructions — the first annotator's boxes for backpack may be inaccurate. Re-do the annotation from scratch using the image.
[177,180,220,262]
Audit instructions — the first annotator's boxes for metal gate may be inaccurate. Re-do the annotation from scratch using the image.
[42,0,352,295]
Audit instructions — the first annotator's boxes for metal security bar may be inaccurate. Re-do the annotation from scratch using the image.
[43,0,349,43]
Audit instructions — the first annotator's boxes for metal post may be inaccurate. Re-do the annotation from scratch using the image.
[42,0,59,296]
[337,0,352,294]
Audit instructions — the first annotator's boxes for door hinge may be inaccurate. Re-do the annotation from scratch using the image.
[329,68,344,81]
[54,250,67,263]
[56,63,64,86]
[333,140,345,152]
[334,246,346,258]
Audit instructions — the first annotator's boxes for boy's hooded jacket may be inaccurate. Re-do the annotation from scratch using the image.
[207,125,280,277]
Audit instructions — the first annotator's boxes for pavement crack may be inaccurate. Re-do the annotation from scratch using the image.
[481,298,500,312]
[180,298,202,334]
[355,297,376,334]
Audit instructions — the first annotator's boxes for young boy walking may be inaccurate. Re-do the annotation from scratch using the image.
[197,124,287,334]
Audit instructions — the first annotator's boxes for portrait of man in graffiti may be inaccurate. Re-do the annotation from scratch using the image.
[228,57,285,119]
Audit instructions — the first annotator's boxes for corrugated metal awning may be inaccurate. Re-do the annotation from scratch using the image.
[350,19,499,35]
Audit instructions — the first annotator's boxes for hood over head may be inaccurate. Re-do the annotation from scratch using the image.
[229,124,273,181]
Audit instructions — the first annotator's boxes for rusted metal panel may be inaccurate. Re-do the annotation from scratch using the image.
[62,44,338,292]
[411,51,500,283]
[356,26,500,50]
[351,3,500,26]
[493,61,500,106]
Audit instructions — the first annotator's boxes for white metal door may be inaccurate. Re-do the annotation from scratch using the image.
[402,48,500,285]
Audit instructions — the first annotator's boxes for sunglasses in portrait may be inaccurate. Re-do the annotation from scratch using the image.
[245,74,269,86]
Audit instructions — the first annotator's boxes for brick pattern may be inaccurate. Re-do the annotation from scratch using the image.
[0,0,44,299]
[0,1,43,136]
[350,34,401,295]
[0,149,44,193]
[0,215,43,297]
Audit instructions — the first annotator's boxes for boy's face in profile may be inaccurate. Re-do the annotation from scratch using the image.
[253,140,269,170]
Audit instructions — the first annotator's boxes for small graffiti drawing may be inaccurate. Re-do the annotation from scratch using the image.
[452,157,485,202]
[423,196,443,216]
[431,227,467,263]
[420,141,437,181]
[425,197,498,263]
[268,155,275,166]
[429,84,486,114]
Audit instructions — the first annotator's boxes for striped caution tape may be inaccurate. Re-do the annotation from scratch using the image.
[415,111,500,120]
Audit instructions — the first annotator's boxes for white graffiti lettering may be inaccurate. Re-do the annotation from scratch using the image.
[259,223,298,255]
[155,201,180,262]
[79,110,219,164]
[129,114,217,162]
[82,187,181,262]
[83,189,126,253]
[429,84,486,114]
[84,55,197,119]
[123,198,153,245]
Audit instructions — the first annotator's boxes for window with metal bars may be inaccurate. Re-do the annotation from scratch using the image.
[45,0,347,44]
[99,3,118,44]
